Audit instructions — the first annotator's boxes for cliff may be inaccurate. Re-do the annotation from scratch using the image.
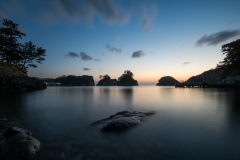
[156,76,179,86]
[0,62,46,91]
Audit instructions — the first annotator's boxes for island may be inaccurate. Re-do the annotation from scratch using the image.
[156,76,179,86]
[54,75,95,86]
[96,70,138,86]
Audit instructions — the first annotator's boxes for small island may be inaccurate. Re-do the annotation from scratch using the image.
[96,70,138,86]
[156,76,179,86]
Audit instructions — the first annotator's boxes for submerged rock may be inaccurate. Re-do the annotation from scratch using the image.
[91,111,155,132]
[0,127,40,159]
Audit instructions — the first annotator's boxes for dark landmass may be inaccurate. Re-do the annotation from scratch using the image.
[117,74,138,86]
[97,71,138,86]
[0,62,46,91]
[186,68,223,84]
[34,77,54,83]
[156,76,179,86]
[186,68,240,86]
[91,111,155,132]
[54,75,95,86]
[96,76,117,86]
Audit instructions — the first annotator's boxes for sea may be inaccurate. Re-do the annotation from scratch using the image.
[1,86,240,160]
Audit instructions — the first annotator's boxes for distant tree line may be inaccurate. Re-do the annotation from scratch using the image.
[0,19,46,74]
[55,75,94,86]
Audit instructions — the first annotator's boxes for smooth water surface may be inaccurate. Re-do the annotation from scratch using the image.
[1,86,240,160]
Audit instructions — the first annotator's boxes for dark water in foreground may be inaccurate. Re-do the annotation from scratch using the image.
[1,86,240,160]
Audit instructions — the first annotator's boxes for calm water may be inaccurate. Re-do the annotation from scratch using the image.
[1,86,240,160]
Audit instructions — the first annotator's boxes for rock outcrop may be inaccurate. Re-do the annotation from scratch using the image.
[96,76,117,86]
[117,75,138,86]
[0,62,46,91]
[91,111,155,132]
[0,127,40,159]
[156,76,179,86]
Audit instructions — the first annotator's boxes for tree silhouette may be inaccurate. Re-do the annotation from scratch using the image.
[0,19,26,64]
[124,70,134,77]
[217,39,240,70]
[0,19,46,74]
[14,41,46,74]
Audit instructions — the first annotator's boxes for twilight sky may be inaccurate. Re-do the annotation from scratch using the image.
[1,0,240,84]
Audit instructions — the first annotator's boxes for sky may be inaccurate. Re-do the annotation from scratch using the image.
[0,0,240,85]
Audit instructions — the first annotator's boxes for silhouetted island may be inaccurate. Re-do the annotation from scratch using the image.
[97,70,138,86]
[0,62,46,91]
[96,74,117,86]
[54,75,94,86]
[156,76,179,86]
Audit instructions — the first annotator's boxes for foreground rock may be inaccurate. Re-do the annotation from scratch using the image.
[156,76,179,86]
[0,62,46,91]
[91,111,155,132]
[0,127,40,159]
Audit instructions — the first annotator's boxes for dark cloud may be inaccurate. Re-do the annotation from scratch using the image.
[0,1,159,33]
[83,68,90,71]
[94,59,101,62]
[67,52,79,58]
[106,45,122,53]
[183,62,190,65]
[131,51,145,58]
[196,29,240,46]
[140,4,157,33]
[38,0,129,25]
[80,52,92,61]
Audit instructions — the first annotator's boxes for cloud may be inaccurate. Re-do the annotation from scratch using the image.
[140,4,158,33]
[94,59,101,62]
[80,52,92,61]
[131,51,145,58]
[196,29,240,46]
[83,68,90,71]
[0,1,159,33]
[183,62,190,65]
[67,52,79,58]
[106,45,122,53]
[37,0,130,25]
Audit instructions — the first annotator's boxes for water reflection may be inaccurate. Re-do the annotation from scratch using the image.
[118,87,133,110]
[1,87,240,160]
[225,89,240,126]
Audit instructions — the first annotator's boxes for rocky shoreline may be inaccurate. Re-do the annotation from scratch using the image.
[0,119,40,159]
[0,62,46,91]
